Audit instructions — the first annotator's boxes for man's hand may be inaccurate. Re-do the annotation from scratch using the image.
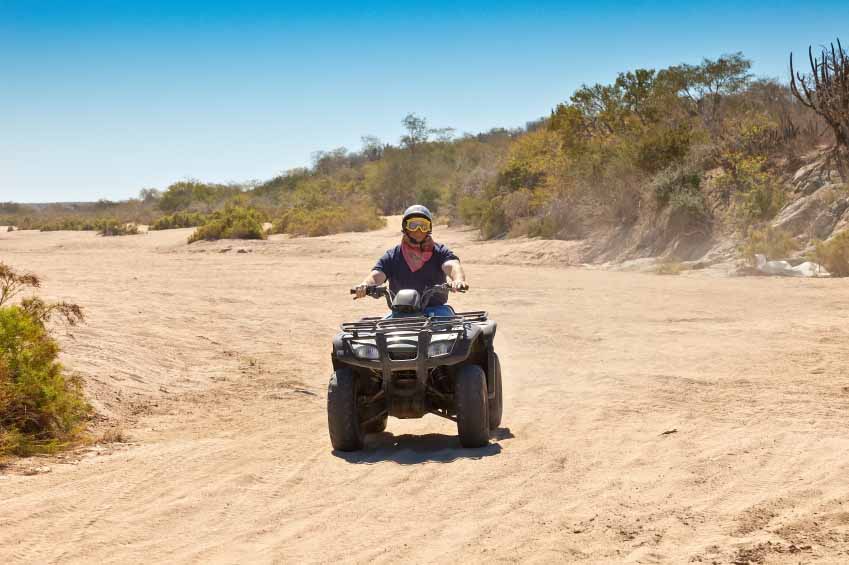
[449,280,469,293]
[353,270,387,300]
[353,284,369,300]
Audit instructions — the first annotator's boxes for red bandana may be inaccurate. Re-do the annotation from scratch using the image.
[401,234,434,272]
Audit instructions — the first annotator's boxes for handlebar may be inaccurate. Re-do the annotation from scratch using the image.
[350,283,467,309]
[349,286,388,298]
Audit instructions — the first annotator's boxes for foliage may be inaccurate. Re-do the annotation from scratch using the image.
[273,203,386,237]
[738,226,799,266]
[790,38,849,180]
[0,263,89,457]
[188,205,267,243]
[98,221,140,236]
[0,49,834,255]
[715,154,786,226]
[651,163,703,208]
[655,261,684,275]
[668,188,711,232]
[150,211,209,230]
[158,180,243,213]
[810,230,849,277]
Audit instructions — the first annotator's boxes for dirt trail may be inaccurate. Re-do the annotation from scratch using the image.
[2,221,849,564]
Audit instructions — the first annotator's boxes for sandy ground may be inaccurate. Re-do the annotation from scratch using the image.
[1,220,849,564]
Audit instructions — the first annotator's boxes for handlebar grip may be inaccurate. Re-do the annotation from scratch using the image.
[351,285,385,298]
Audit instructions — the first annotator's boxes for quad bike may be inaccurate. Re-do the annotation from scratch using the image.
[327,284,502,451]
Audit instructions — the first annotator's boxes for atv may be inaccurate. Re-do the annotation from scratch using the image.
[327,283,502,451]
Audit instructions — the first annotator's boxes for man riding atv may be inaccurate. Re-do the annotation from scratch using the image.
[329,204,501,450]
[353,205,469,315]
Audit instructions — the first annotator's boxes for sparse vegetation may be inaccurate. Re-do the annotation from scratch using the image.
[791,39,849,180]
[272,202,386,237]
[188,205,267,243]
[0,45,844,256]
[0,264,89,457]
[98,221,140,237]
[739,226,799,266]
[810,231,849,277]
[655,260,685,275]
[150,211,209,230]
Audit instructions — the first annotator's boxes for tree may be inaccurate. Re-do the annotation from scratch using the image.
[659,53,752,129]
[311,147,350,175]
[430,127,456,143]
[360,136,384,161]
[615,69,658,124]
[791,39,849,180]
[138,188,161,204]
[401,113,430,151]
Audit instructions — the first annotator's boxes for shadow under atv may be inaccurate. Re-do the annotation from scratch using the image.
[333,427,514,465]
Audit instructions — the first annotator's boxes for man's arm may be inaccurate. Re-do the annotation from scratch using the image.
[442,260,469,291]
[353,270,387,299]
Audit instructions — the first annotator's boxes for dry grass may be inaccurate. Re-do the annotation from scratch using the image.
[655,260,685,275]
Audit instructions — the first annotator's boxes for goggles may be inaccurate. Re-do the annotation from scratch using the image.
[404,217,432,233]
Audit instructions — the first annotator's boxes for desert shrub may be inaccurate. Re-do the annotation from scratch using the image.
[715,154,787,226]
[635,125,694,174]
[810,230,849,276]
[98,221,139,236]
[188,205,267,243]
[738,226,799,266]
[479,200,509,239]
[526,198,582,239]
[655,260,684,275]
[158,180,243,213]
[0,264,89,457]
[38,218,101,231]
[652,164,703,208]
[272,203,385,237]
[668,188,711,229]
[150,211,208,230]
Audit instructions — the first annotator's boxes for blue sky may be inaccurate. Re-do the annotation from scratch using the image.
[2,0,848,202]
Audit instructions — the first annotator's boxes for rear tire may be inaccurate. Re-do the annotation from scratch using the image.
[454,364,490,448]
[488,352,503,430]
[327,368,365,451]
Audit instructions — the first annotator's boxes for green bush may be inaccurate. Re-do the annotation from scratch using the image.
[715,154,786,226]
[635,125,693,174]
[810,231,849,277]
[738,226,799,266]
[272,203,385,237]
[38,218,103,231]
[98,221,139,236]
[0,264,89,457]
[651,165,702,208]
[188,205,267,243]
[150,211,208,230]
[668,188,711,228]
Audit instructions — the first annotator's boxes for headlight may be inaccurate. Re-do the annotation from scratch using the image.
[352,344,380,360]
[428,340,454,357]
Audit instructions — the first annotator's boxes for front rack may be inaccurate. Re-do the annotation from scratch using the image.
[341,311,488,338]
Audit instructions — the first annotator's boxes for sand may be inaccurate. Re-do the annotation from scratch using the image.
[1,221,849,564]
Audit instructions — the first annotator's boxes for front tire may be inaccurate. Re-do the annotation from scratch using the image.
[454,364,490,448]
[327,368,365,451]
[488,352,503,430]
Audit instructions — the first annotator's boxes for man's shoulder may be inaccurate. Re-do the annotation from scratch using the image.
[434,243,459,260]
[376,245,402,265]
[382,244,402,257]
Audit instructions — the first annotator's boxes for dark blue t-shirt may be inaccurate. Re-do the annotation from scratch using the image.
[373,244,459,306]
